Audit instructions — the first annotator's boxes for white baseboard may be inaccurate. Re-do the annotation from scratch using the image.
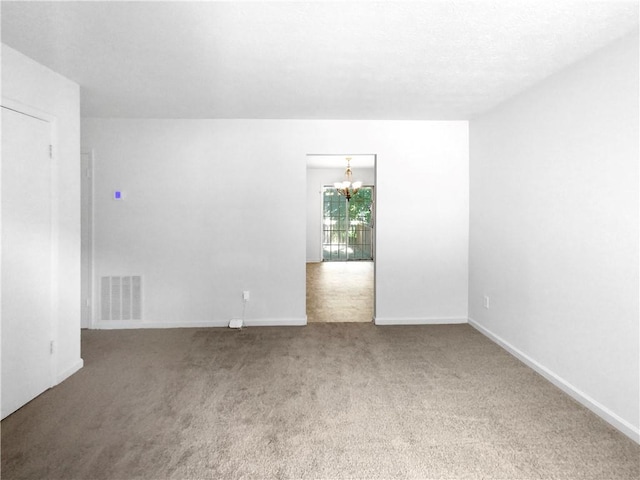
[56,359,84,384]
[92,317,307,330]
[93,320,227,329]
[374,317,468,326]
[468,317,640,444]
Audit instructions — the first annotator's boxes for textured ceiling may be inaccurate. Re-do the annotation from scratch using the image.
[1,1,638,119]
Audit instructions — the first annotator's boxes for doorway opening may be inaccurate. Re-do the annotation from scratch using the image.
[306,154,376,323]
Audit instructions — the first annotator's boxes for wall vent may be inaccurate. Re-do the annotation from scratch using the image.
[101,276,142,321]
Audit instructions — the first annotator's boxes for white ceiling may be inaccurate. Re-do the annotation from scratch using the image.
[1,1,638,120]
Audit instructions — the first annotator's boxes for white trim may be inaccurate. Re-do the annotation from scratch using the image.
[49,115,59,390]
[468,317,640,444]
[80,150,95,329]
[94,320,227,330]
[317,181,323,262]
[374,316,468,326]
[56,359,84,385]
[93,317,307,330]
[90,150,96,328]
[1,97,56,123]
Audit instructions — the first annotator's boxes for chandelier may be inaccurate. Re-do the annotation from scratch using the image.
[334,157,362,201]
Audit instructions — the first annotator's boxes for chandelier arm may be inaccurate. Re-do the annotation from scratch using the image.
[335,156,361,202]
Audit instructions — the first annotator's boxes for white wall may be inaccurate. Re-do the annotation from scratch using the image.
[469,31,639,441]
[81,120,469,327]
[1,44,83,382]
[306,167,375,263]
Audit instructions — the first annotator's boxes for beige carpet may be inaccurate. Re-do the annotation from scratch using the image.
[306,261,373,323]
[2,324,638,479]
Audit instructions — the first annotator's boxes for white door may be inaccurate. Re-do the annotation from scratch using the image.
[1,106,54,419]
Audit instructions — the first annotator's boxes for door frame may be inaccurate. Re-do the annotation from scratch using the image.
[80,150,95,328]
[1,97,59,415]
[305,153,377,321]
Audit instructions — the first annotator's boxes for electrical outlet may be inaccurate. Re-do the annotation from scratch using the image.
[483,295,490,309]
[243,290,250,301]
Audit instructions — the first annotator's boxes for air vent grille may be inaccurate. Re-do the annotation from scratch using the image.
[101,276,142,321]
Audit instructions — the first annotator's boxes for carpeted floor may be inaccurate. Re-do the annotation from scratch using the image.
[306,261,374,323]
[1,324,638,479]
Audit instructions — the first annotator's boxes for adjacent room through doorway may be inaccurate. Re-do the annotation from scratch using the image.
[306,154,376,323]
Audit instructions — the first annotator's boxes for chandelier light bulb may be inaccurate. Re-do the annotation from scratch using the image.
[335,157,361,201]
